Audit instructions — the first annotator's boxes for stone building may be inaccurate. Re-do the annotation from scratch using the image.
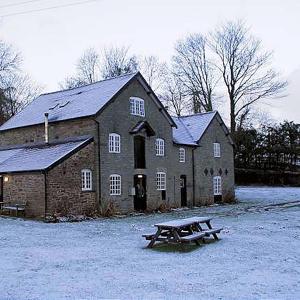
[0,72,235,218]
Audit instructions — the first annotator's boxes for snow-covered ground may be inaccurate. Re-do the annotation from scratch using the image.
[0,186,299,300]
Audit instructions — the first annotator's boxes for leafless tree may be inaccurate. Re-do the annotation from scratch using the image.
[211,20,287,133]
[139,55,167,92]
[0,40,41,124]
[0,40,21,82]
[100,46,138,79]
[172,33,219,113]
[1,73,41,117]
[160,72,191,116]
[60,48,100,89]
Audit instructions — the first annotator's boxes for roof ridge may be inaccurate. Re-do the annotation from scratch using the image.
[41,72,138,96]
[177,110,217,118]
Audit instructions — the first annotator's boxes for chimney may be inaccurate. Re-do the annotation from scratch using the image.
[44,112,49,144]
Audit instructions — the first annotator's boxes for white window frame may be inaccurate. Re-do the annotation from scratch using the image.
[81,169,92,191]
[156,172,166,191]
[213,176,222,195]
[110,174,121,195]
[214,142,221,158]
[109,133,121,153]
[155,138,165,156]
[179,148,185,162]
[130,97,145,117]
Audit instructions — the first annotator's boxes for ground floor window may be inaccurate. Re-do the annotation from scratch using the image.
[156,172,166,190]
[81,169,92,191]
[110,174,121,195]
[213,176,222,195]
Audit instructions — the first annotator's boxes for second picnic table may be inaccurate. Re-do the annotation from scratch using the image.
[143,216,222,248]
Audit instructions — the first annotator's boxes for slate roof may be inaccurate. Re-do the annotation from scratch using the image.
[0,136,92,173]
[172,111,217,146]
[0,73,137,131]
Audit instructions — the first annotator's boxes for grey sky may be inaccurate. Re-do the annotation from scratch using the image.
[1,0,299,122]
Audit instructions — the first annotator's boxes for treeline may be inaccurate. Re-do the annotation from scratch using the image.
[235,121,300,171]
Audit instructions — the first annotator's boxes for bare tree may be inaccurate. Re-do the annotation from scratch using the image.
[211,20,287,133]
[60,48,100,89]
[101,46,138,79]
[172,33,218,113]
[1,73,41,118]
[139,55,167,92]
[0,40,21,82]
[160,72,191,116]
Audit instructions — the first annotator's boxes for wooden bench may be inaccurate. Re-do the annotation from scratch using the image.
[2,201,27,217]
[180,232,206,243]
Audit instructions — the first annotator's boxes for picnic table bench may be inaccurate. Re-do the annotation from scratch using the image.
[143,216,222,248]
[0,201,27,217]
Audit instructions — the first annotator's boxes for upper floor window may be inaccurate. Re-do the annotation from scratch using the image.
[81,169,92,191]
[179,148,185,162]
[110,174,121,195]
[156,172,166,190]
[130,97,145,117]
[109,133,121,153]
[213,176,222,195]
[214,142,221,157]
[155,138,165,156]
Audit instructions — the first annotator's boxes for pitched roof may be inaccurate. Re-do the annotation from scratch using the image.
[0,73,137,131]
[0,72,176,131]
[172,111,232,146]
[0,136,92,173]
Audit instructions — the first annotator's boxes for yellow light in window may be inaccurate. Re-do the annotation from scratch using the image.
[4,176,9,182]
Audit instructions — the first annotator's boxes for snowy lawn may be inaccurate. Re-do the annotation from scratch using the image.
[0,186,300,300]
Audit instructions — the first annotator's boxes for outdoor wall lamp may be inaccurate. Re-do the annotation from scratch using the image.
[4,176,9,182]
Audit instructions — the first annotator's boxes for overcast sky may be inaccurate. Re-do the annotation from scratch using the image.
[1,0,299,122]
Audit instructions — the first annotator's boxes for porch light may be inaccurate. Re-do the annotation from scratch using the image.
[137,174,143,178]
[4,176,9,182]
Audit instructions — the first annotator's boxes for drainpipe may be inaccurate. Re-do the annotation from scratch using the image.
[93,119,102,210]
[43,171,48,219]
[44,113,49,144]
[192,147,196,207]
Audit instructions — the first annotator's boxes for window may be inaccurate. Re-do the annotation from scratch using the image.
[109,133,121,153]
[130,97,145,116]
[155,138,165,156]
[214,143,221,157]
[156,172,166,190]
[110,174,121,195]
[179,148,185,162]
[81,169,92,191]
[213,176,222,195]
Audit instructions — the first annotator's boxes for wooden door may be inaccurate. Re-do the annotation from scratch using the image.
[180,175,187,207]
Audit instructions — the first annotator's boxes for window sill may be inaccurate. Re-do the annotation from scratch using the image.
[81,190,96,193]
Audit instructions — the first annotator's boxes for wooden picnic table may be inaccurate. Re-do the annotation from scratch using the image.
[143,216,222,248]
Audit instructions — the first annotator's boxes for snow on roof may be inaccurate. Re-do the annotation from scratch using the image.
[172,111,217,146]
[0,137,92,173]
[0,73,137,131]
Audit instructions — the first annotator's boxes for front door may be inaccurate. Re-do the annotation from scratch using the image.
[0,176,3,202]
[134,175,147,211]
[180,175,187,207]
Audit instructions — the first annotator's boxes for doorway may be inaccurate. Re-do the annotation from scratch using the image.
[180,175,187,207]
[134,174,147,211]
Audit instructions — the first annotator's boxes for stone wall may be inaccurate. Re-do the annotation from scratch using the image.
[194,116,235,205]
[46,142,97,216]
[2,173,45,218]
[0,117,96,147]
